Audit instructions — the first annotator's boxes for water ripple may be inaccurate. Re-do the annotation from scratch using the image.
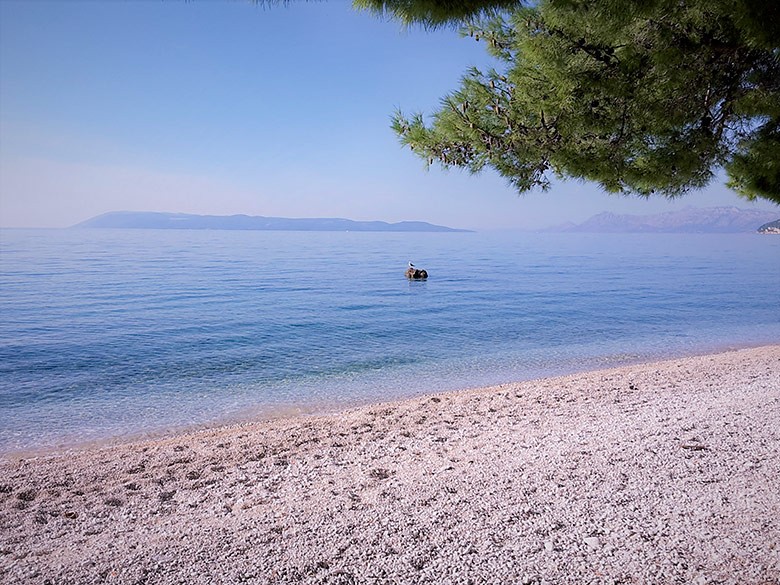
[1,229,778,453]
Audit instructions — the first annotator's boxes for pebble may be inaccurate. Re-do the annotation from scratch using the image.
[584,536,601,550]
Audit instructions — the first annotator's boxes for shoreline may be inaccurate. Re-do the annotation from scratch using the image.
[2,345,779,584]
[3,338,777,460]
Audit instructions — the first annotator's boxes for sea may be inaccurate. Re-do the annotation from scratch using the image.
[1,228,778,454]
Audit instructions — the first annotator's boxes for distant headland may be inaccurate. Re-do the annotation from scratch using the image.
[544,206,779,234]
[74,212,472,233]
[757,219,780,234]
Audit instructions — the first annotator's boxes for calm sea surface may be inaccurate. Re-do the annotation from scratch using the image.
[1,228,778,453]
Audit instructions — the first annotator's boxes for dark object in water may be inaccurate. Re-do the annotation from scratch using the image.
[405,267,428,279]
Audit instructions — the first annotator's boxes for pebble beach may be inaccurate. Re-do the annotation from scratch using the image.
[1,345,779,585]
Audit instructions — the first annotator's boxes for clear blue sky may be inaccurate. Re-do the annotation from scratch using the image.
[1,0,777,230]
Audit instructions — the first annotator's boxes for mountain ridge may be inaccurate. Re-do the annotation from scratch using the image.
[74,212,472,233]
[544,206,778,233]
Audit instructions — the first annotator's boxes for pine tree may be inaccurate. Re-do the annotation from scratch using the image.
[358,0,780,203]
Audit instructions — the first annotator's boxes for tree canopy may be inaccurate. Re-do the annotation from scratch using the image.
[357,0,780,203]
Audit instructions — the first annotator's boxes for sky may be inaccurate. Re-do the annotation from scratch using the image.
[1,1,777,231]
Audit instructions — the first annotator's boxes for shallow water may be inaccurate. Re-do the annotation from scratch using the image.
[1,228,778,453]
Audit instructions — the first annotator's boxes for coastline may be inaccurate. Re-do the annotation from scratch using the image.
[5,337,777,460]
[1,345,778,584]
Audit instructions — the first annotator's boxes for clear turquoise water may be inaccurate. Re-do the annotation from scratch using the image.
[1,228,778,453]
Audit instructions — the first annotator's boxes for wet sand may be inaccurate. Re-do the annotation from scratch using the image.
[1,345,779,584]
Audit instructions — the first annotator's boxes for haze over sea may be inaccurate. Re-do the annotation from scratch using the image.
[1,228,778,454]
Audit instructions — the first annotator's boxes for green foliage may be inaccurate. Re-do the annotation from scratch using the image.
[388,0,780,203]
[726,121,780,201]
[353,0,518,27]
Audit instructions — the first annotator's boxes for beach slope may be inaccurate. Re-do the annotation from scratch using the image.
[1,346,779,584]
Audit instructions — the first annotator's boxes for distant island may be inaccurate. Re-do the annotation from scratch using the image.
[545,206,779,234]
[74,211,472,233]
[757,219,780,234]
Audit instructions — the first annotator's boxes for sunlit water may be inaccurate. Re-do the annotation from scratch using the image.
[1,228,778,453]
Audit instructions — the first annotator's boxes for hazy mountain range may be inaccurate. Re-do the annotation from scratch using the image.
[545,207,779,233]
[74,212,471,232]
